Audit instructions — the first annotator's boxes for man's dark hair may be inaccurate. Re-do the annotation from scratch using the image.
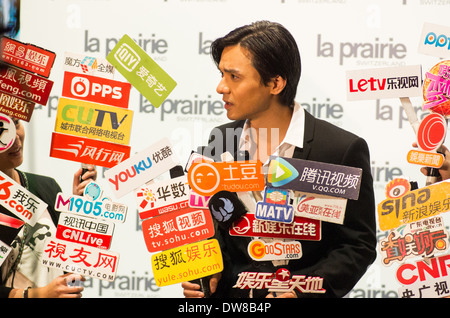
[211,20,301,108]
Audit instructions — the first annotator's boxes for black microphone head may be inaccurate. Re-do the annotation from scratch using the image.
[208,190,247,229]
[169,165,185,178]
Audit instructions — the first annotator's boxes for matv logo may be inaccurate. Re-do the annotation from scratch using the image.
[62,71,131,108]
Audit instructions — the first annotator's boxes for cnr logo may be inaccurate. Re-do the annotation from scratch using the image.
[425,32,450,50]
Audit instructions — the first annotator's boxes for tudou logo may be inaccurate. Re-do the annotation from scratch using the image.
[108,157,152,192]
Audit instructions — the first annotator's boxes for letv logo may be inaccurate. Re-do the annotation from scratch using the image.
[267,157,299,187]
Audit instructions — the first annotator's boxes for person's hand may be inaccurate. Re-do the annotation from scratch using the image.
[27,273,85,298]
[266,291,297,298]
[413,142,450,181]
[181,273,221,298]
[73,164,97,195]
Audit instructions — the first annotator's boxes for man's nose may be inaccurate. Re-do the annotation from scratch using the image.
[216,78,230,94]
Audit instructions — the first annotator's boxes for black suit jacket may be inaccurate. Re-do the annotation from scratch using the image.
[202,111,377,298]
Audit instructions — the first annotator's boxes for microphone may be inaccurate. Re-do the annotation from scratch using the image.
[170,165,185,178]
[208,190,248,230]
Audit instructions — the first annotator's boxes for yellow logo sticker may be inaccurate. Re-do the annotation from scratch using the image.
[378,180,450,231]
[151,239,223,287]
[55,97,133,145]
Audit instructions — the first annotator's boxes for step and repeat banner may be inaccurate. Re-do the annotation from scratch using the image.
[11,0,450,298]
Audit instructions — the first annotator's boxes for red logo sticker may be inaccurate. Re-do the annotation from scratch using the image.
[0,92,35,122]
[56,214,114,250]
[0,37,56,78]
[417,112,447,152]
[62,71,131,108]
[142,208,215,252]
[230,213,321,241]
[50,132,130,168]
[0,65,53,105]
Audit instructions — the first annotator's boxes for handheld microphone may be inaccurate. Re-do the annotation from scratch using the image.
[208,190,248,230]
[170,165,185,178]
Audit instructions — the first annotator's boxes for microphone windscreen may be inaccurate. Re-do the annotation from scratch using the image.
[208,190,248,229]
[169,165,184,178]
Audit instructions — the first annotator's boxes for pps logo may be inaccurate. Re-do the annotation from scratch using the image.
[114,43,141,72]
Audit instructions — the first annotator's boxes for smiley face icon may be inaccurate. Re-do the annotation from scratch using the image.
[188,162,221,196]
[0,114,16,153]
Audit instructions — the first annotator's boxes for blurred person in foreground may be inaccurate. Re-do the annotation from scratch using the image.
[0,118,96,298]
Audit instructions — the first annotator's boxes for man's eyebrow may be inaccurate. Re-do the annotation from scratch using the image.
[221,67,241,74]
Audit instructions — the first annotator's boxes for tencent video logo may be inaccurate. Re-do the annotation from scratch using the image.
[267,157,299,187]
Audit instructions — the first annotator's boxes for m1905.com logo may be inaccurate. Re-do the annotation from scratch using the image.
[62,71,131,108]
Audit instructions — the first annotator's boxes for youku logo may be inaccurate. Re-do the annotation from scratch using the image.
[317,34,407,65]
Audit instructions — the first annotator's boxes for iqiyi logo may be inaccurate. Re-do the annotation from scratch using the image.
[114,43,140,71]
[267,157,299,187]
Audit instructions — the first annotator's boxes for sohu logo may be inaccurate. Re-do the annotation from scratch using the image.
[114,43,140,72]
[267,157,299,187]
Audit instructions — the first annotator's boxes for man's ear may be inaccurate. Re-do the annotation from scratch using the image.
[270,75,287,95]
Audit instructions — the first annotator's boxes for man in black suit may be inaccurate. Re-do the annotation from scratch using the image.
[182,21,377,298]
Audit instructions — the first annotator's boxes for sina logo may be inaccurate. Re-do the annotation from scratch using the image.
[267,157,299,187]
[210,197,234,222]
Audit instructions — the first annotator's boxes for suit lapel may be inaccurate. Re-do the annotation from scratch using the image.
[293,111,315,159]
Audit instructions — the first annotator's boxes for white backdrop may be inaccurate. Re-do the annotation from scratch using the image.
[17,0,450,298]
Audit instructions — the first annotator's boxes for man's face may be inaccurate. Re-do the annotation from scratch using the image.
[216,45,273,121]
[0,119,24,172]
